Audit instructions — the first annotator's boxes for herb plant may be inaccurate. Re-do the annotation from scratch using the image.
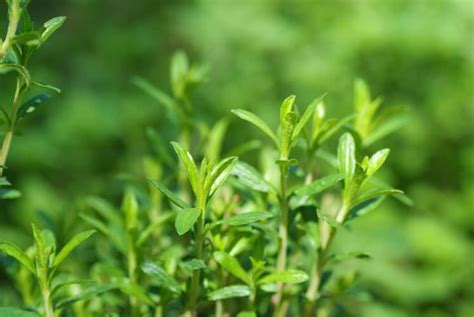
[0,3,408,316]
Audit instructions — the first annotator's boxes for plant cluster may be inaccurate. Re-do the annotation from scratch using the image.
[0,2,407,317]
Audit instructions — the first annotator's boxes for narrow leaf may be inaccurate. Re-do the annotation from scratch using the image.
[338,133,356,188]
[149,179,189,209]
[231,161,276,193]
[366,149,390,177]
[175,208,201,235]
[0,64,31,86]
[207,156,238,197]
[16,93,51,121]
[208,285,251,301]
[41,16,66,44]
[213,251,249,284]
[295,173,343,197]
[350,189,404,208]
[0,308,40,317]
[141,261,181,293]
[220,211,273,227]
[258,270,308,285]
[53,230,96,267]
[0,241,35,274]
[171,142,199,195]
[231,109,278,146]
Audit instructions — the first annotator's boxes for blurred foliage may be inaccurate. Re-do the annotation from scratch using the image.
[0,0,472,316]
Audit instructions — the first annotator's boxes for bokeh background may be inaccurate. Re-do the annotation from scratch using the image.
[1,1,473,316]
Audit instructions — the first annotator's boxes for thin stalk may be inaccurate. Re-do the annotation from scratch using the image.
[38,269,54,317]
[272,165,289,315]
[127,232,139,317]
[0,78,24,176]
[304,203,348,317]
[0,0,21,62]
[186,213,205,317]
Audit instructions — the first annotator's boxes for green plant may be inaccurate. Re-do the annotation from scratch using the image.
[0,0,64,196]
[0,224,96,317]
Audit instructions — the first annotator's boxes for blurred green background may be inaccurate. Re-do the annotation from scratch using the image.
[1,0,473,316]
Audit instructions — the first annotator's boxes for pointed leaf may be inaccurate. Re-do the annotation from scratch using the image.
[122,188,138,230]
[0,240,35,274]
[231,109,278,146]
[220,211,274,227]
[40,16,66,44]
[31,81,61,93]
[258,270,308,285]
[0,64,31,86]
[213,251,249,284]
[0,308,40,317]
[279,95,295,126]
[175,208,201,235]
[149,179,189,209]
[132,76,177,113]
[207,156,238,197]
[350,189,404,208]
[53,230,96,267]
[366,149,390,177]
[293,96,323,141]
[16,93,51,121]
[295,173,343,197]
[141,261,181,293]
[231,161,276,193]
[338,133,356,188]
[55,284,115,308]
[171,142,199,195]
[208,285,251,301]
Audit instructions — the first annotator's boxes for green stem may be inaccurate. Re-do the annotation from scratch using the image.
[0,0,21,62]
[186,213,205,317]
[39,268,54,317]
[304,203,348,317]
[272,165,289,315]
[127,231,139,317]
[0,78,24,176]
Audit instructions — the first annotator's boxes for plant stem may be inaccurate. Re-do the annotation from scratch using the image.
[186,213,205,317]
[0,0,21,62]
[127,231,139,317]
[304,203,348,317]
[272,165,289,315]
[38,267,54,317]
[0,78,23,176]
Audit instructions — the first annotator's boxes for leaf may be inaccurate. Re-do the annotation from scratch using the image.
[0,307,40,317]
[16,93,50,121]
[180,259,206,274]
[366,149,390,177]
[132,76,177,113]
[122,188,138,230]
[0,64,31,86]
[55,284,115,308]
[317,209,340,228]
[350,189,404,208]
[279,95,295,127]
[295,174,343,197]
[207,156,238,197]
[292,96,323,141]
[220,211,274,227]
[279,112,297,159]
[53,230,96,267]
[258,270,308,285]
[346,196,385,222]
[213,251,249,284]
[237,312,257,317]
[31,81,61,93]
[136,212,174,246]
[338,133,356,188]
[149,179,189,209]
[231,109,278,146]
[0,188,21,199]
[329,252,371,263]
[40,16,66,44]
[207,285,251,301]
[205,118,229,162]
[171,142,199,195]
[231,161,276,193]
[114,278,154,305]
[170,50,189,99]
[141,261,181,293]
[0,240,35,274]
[175,208,201,235]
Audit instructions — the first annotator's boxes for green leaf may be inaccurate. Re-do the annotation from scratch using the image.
[122,188,138,230]
[350,189,403,208]
[292,96,323,141]
[207,285,251,301]
[180,259,206,274]
[136,213,174,246]
[12,31,41,46]
[53,230,96,267]
[114,278,154,305]
[149,179,189,209]
[207,156,238,197]
[220,211,274,227]
[171,142,199,195]
[279,112,297,160]
[366,149,390,177]
[31,81,61,93]
[279,95,295,126]
[40,16,66,44]
[0,64,31,86]
[0,307,40,317]
[346,196,385,222]
[132,76,177,113]
[0,240,35,274]
[55,284,115,308]
[317,209,340,228]
[213,251,249,284]
[338,133,356,188]
[175,208,201,235]
[16,93,50,121]
[295,173,343,197]
[258,270,308,285]
[237,312,257,317]
[205,118,229,162]
[0,188,21,199]
[329,252,371,263]
[170,50,189,99]
[231,161,276,193]
[141,261,181,293]
[231,109,278,146]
